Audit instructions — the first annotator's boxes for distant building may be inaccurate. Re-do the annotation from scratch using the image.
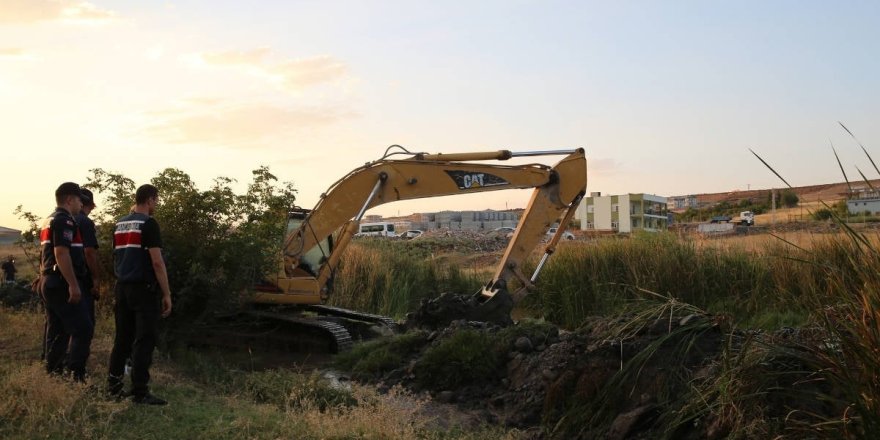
[0,226,21,245]
[668,194,698,210]
[847,189,880,215]
[374,209,520,232]
[579,193,668,232]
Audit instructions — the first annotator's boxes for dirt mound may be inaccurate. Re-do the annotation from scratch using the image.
[336,313,843,439]
[404,291,514,330]
[415,229,510,253]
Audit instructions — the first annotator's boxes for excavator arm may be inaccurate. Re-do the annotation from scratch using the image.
[254,147,586,307]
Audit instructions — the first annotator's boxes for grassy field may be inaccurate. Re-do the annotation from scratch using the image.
[3,226,878,438]
[0,305,520,440]
[0,243,38,281]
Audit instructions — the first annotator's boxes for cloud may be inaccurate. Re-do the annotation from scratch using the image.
[0,48,28,59]
[201,47,271,66]
[197,48,348,92]
[269,56,347,90]
[142,102,352,147]
[0,0,115,25]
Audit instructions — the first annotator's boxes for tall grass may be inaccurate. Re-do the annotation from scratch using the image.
[527,232,880,330]
[329,239,483,318]
[329,225,879,437]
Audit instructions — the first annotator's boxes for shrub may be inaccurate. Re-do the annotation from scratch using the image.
[414,330,504,389]
[812,208,833,220]
[82,167,296,329]
[242,369,355,411]
[333,331,429,380]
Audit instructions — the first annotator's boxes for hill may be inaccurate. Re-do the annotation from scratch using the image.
[682,178,880,210]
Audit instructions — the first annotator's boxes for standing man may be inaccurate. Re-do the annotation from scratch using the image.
[75,189,100,323]
[107,184,172,405]
[1,255,15,285]
[39,182,94,382]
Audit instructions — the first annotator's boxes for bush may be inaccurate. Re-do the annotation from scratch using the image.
[9,166,299,334]
[414,330,504,389]
[813,208,833,220]
[781,190,799,208]
[333,331,429,380]
[242,369,355,411]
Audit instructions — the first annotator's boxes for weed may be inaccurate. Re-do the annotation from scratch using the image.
[414,329,504,389]
[333,330,428,380]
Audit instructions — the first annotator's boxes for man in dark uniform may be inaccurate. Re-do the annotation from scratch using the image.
[1,255,15,285]
[107,184,172,405]
[39,182,94,382]
[75,189,101,323]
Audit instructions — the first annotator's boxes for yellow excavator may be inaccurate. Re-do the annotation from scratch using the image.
[230,146,586,352]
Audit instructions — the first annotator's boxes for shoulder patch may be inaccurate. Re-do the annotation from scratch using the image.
[63,229,74,242]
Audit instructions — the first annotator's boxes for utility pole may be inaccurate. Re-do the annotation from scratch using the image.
[772,189,776,226]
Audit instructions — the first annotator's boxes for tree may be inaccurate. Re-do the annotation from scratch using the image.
[781,190,799,208]
[15,167,297,330]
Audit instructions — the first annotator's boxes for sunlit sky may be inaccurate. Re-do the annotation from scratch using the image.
[2,0,879,230]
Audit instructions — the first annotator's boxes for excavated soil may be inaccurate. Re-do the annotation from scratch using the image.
[340,293,843,439]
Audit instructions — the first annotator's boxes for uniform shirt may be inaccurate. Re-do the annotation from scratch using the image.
[75,212,98,287]
[113,212,162,283]
[39,207,86,287]
[1,261,15,279]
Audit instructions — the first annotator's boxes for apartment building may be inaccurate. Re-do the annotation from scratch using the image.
[579,193,668,232]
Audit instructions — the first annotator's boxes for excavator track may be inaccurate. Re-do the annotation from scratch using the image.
[245,310,354,352]
[305,304,398,330]
[176,306,399,355]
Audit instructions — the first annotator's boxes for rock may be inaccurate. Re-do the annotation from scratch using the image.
[648,318,670,334]
[541,369,557,381]
[679,314,701,326]
[515,336,533,353]
[436,390,455,403]
[607,404,657,440]
[536,344,546,351]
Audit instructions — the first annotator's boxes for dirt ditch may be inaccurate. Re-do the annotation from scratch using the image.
[332,293,846,439]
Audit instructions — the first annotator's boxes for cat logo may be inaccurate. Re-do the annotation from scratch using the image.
[445,171,509,190]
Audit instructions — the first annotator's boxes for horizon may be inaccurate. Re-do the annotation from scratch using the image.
[1,175,871,231]
[1,1,878,230]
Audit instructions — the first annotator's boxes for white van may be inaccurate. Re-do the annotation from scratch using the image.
[357,222,396,237]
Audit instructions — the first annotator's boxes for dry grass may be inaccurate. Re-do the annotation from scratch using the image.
[0,243,37,281]
[695,230,880,253]
[0,306,517,439]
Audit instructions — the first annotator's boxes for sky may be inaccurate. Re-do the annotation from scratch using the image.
[1,0,879,230]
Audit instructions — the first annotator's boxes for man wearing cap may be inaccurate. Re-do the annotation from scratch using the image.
[1,255,16,285]
[75,189,101,324]
[38,182,94,382]
[107,184,172,405]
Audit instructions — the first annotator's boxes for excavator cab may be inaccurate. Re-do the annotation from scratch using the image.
[285,209,332,278]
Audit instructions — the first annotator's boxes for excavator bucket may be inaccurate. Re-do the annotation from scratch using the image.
[404,287,514,330]
[472,288,515,326]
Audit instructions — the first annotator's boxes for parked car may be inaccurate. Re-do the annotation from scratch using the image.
[400,229,423,239]
[547,227,575,240]
[489,226,516,239]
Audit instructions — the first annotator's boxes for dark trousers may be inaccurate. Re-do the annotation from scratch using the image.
[42,280,95,381]
[108,282,160,396]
